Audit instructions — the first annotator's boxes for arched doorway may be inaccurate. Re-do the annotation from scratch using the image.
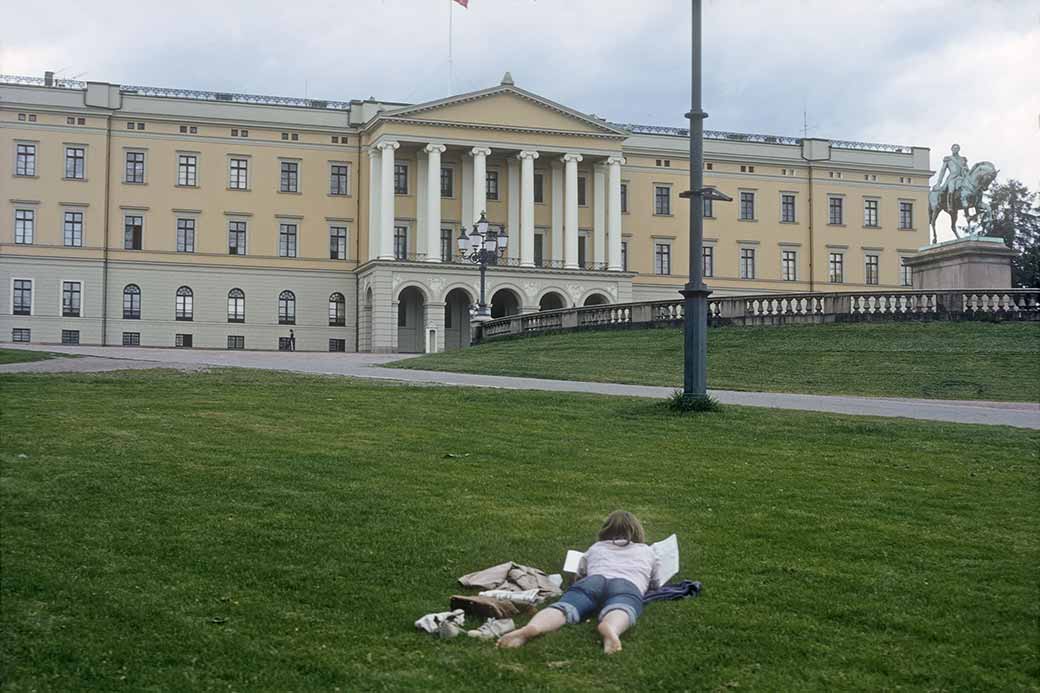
[490,288,522,318]
[444,288,474,350]
[583,293,609,306]
[539,292,566,312]
[397,286,426,353]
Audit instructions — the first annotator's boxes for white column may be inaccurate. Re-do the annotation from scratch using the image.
[416,151,427,257]
[368,147,381,262]
[507,157,520,262]
[461,156,473,229]
[551,161,564,265]
[470,146,491,223]
[562,153,583,269]
[378,141,400,260]
[518,151,539,267]
[593,164,606,269]
[607,155,625,271]
[424,144,446,263]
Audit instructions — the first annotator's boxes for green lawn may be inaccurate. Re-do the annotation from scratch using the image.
[393,321,1040,402]
[0,348,60,365]
[1,369,1037,692]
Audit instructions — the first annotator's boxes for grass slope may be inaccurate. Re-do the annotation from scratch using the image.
[0,348,60,365]
[1,369,1037,692]
[393,321,1040,402]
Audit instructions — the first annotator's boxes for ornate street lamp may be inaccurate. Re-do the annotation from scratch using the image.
[456,211,508,323]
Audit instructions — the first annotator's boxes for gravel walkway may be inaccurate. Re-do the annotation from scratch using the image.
[3,345,1037,429]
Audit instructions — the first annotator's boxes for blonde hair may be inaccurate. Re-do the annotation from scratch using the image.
[598,510,646,545]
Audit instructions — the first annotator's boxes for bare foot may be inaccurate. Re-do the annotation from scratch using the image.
[497,629,530,649]
[597,623,623,655]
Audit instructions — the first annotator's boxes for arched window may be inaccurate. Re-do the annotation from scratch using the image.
[227,288,245,323]
[175,286,193,321]
[329,292,346,327]
[123,284,141,319]
[278,290,296,325]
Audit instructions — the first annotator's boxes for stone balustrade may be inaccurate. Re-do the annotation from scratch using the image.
[476,289,1040,342]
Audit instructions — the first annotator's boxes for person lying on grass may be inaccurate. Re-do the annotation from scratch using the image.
[498,510,660,655]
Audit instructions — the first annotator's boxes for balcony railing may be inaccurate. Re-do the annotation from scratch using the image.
[477,289,1040,342]
[386,255,612,272]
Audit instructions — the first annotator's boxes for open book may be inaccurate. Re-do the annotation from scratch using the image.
[563,534,680,586]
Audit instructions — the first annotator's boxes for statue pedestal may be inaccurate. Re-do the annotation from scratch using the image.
[905,236,1014,290]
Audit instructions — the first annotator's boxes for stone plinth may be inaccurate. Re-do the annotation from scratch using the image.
[905,237,1014,290]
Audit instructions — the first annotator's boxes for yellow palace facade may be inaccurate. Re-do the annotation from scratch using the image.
[1,73,931,352]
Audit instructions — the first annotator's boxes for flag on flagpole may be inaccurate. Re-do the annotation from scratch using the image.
[454,0,468,7]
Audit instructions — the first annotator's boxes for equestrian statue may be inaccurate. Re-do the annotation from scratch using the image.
[928,143,999,243]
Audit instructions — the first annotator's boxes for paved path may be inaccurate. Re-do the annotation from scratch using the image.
[3,345,1038,429]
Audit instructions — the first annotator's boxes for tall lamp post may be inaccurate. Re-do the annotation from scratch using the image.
[680,0,731,403]
[457,211,508,324]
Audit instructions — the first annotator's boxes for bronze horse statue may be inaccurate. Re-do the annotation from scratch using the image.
[929,161,998,243]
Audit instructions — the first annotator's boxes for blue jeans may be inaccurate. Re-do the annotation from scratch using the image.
[549,575,644,626]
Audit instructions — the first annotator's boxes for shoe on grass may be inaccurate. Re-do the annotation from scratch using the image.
[436,619,464,639]
[467,618,516,641]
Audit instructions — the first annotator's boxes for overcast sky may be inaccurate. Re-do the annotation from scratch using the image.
[3,0,1038,191]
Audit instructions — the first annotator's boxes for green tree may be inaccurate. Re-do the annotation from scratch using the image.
[987,179,1040,287]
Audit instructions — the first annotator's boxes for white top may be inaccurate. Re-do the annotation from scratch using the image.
[579,540,661,595]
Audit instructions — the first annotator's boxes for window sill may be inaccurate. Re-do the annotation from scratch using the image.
[63,177,88,182]
[228,187,251,192]
[14,174,39,179]
[175,184,199,189]
[228,319,245,324]
[327,193,352,198]
[175,317,193,322]
[738,218,758,223]
[653,213,674,218]
[278,190,302,195]
[827,223,847,228]
[124,181,147,186]
[863,225,881,230]
[779,220,798,224]
[898,228,917,232]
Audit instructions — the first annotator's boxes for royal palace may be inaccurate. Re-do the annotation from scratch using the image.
[1,73,932,352]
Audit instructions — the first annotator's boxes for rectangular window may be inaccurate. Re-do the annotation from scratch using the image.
[829,253,845,283]
[63,211,83,247]
[864,199,879,227]
[654,243,671,275]
[702,198,713,218]
[330,164,349,195]
[177,154,197,186]
[739,191,755,220]
[578,235,587,268]
[534,233,544,266]
[12,328,31,343]
[901,257,913,287]
[229,158,249,189]
[227,335,244,350]
[65,147,85,179]
[534,174,544,204]
[655,186,671,215]
[125,151,145,184]
[899,201,914,230]
[15,209,34,244]
[62,281,81,317]
[329,338,346,352]
[329,226,347,260]
[228,221,247,255]
[782,250,797,281]
[486,171,499,201]
[280,161,299,192]
[577,176,587,206]
[13,279,32,315]
[394,225,408,260]
[441,228,453,262]
[829,197,844,225]
[702,246,714,278]
[621,241,628,271]
[123,332,140,346]
[176,334,193,348]
[620,183,628,213]
[781,194,796,223]
[865,254,880,285]
[16,143,36,176]
[441,167,453,197]
[123,215,143,250]
[740,248,756,279]
[394,163,408,194]
[61,330,80,345]
[176,218,196,253]
[279,223,298,258]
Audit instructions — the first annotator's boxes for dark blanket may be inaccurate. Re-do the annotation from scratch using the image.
[643,580,702,604]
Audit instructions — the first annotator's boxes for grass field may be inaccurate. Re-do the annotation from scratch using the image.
[0,348,60,365]
[1,369,1037,692]
[393,321,1040,402]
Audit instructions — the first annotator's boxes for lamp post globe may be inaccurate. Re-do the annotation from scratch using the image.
[458,211,505,326]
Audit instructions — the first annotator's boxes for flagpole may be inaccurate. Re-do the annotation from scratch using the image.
[449,0,454,93]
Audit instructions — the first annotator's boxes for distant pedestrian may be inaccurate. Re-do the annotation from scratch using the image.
[289,329,296,352]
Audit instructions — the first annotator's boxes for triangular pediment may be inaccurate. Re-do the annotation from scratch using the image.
[376,85,626,138]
